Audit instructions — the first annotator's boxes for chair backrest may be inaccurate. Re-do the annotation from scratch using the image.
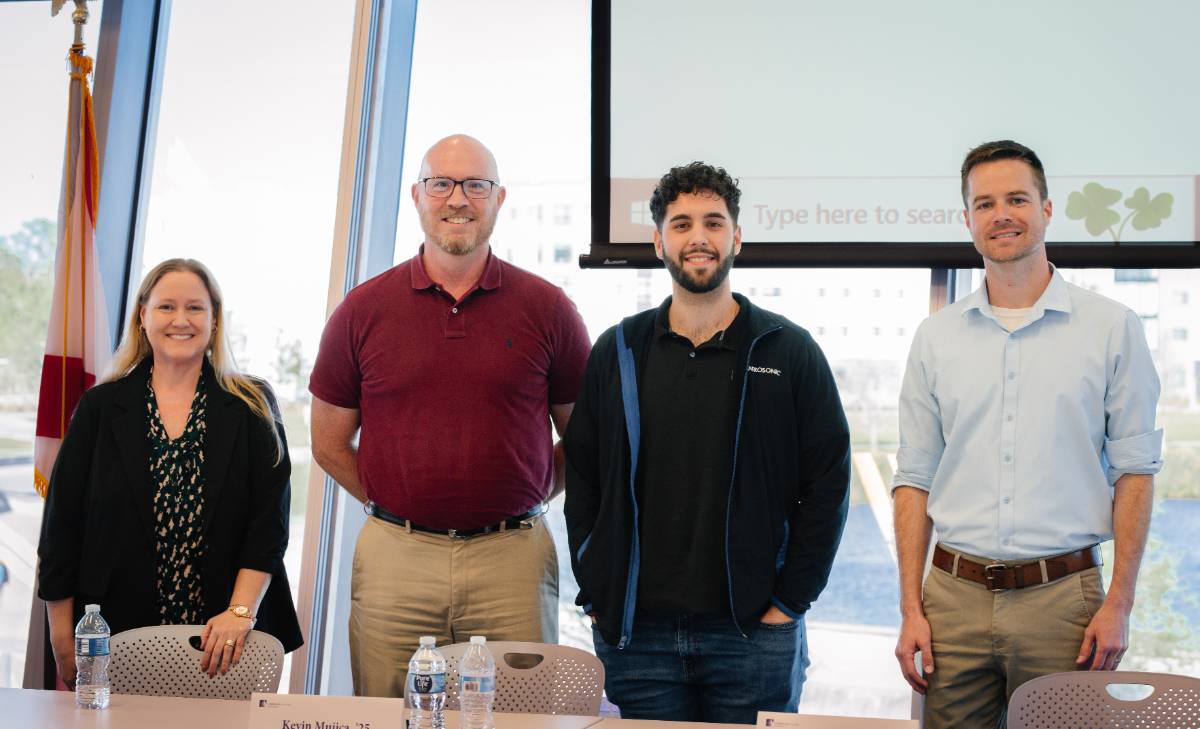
[434,641,604,716]
[1008,670,1200,728]
[109,624,284,700]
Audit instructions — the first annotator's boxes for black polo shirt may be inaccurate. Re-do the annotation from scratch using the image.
[635,299,747,616]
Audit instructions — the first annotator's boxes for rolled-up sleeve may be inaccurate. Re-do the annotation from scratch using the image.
[893,322,944,493]
[1103,309,1163,484]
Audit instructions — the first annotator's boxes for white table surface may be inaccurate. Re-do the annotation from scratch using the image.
[593,716,916,728]
[0,688,606,729]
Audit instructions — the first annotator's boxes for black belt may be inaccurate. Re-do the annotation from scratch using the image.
[366,501,545,539]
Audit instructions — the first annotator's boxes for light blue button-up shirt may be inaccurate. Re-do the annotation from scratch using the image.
[893,268,1163,559]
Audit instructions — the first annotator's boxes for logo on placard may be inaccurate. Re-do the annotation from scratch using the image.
[1065,183,1174,243]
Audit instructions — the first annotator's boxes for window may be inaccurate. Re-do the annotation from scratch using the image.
[553,245,572,264]
[135,0,355,686]
[1115,269,1158,283]
[0,2,102,688]
[553,204,572,226]
[748,269,929,719]
[1061,268,1200,674]
[1165,368,1186,389]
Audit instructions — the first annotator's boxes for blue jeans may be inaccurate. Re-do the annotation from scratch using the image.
[593,612,809,724]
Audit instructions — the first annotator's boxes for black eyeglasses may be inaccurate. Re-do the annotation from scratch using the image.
[418,177,499,199]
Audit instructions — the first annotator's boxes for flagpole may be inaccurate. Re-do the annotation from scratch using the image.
[72,0,88,46]
[25,0,109,691]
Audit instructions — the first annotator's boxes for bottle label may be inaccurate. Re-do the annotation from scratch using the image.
[411,672,446,694]
[76,637,109,656]
[460,675,495,693]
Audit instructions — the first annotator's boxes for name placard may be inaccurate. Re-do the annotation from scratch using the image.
[757,710,918,728]
[249,692,408,729]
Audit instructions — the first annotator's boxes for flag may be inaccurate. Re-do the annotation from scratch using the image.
[32,43,111,497]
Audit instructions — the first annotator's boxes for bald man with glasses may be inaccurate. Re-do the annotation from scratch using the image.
[309,134,591,697]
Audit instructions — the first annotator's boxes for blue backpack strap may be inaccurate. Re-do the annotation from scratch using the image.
[615,320,640,473]
[614,319,642,648]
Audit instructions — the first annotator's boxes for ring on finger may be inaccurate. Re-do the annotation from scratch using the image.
[224,638,236,648]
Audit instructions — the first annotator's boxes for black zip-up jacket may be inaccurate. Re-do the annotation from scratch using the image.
[565,294,851,648]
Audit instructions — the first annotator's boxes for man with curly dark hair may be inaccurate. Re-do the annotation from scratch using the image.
[647,161,743,294]
[565,162,851,723]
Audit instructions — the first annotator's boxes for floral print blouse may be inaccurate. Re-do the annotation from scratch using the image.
[147,372,208,625]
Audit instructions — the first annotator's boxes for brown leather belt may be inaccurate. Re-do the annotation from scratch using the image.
[932,544,1102,592]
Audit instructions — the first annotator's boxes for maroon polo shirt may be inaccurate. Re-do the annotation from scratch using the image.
[309,248,591,530]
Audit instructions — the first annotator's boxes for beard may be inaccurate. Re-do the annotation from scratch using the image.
[663,250,734,294]
[432,234,485,256]
[421,210,497,256]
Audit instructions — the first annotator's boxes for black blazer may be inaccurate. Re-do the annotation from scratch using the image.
[37,358,303,652]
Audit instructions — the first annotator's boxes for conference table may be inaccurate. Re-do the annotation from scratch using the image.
[0,688,910,728]
[0,688,605,729]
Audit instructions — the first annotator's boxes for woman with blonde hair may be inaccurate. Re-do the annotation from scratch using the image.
[38,258,302,685]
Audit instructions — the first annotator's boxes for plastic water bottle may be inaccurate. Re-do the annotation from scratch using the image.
[407,636,446,729]
[74,603,110,709]
[458,636,496,729]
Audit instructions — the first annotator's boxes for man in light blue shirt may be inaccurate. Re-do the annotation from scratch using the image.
[892,140,1162,728]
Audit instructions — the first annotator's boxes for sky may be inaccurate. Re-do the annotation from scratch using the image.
[0,1,103,236]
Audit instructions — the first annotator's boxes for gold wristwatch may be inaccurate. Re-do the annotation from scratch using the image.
[228,604,255,620]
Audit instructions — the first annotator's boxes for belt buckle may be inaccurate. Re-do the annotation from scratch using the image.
[447,528,463,539]
[984,563,1009,592]
[518,503,547,530]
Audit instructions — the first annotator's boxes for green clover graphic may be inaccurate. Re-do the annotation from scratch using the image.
[1065,182,1175,243]
[1124,187,1174,232]
[1065,183,1122,237]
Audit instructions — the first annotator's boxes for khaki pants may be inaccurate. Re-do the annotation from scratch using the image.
[349,514,559,697]
[922,546,1106,729]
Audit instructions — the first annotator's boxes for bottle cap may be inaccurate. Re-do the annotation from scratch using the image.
[419,636,435,646]
[85,604,100,613]
[470,636,486,645]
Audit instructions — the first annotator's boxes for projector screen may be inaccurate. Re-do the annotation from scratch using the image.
[590,0,1200,266]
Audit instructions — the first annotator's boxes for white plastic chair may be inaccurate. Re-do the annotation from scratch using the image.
[429,641,604,716]
[109,624,284,700]
[1007,670,1200,728]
